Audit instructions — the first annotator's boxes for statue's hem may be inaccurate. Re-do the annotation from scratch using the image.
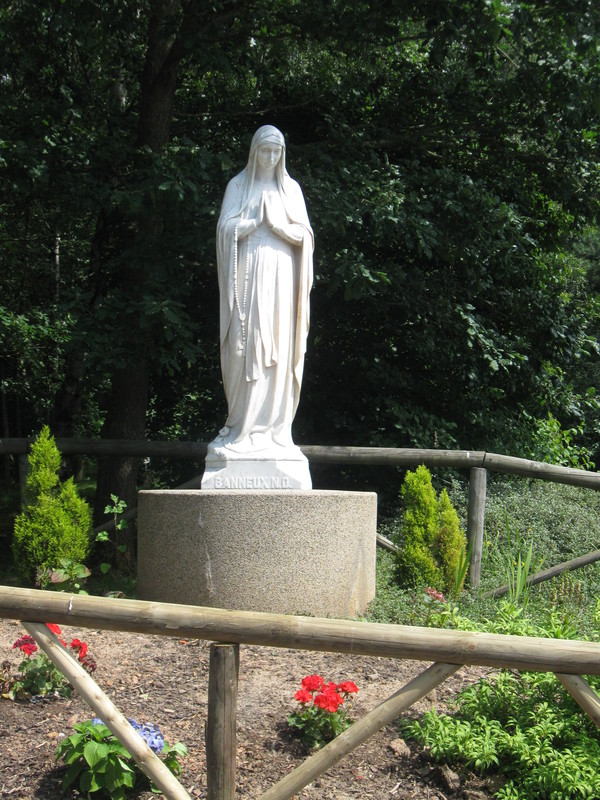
[205,441,308,463]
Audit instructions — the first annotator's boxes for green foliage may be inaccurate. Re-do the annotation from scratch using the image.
[55,719,187,800]
[8,652,73,701]
[48,558,91,594]
[403,663,600,800]
[367,550,423,626]
[1,0,600,471]
[524,411,596,470]
[477,479,600,615]
[23,425,60,500]
[506,539,536,607]
[394,466,468,595]
[0,306,73,431]
[372,477,600,639]
[12,427,92,585]
[95,494,129,575]
[7,626,96,700]
[287,701,353,750]
[373,476,600,800]
[395,465,442,588]
[437,490,469,597]
[398,591,600,799]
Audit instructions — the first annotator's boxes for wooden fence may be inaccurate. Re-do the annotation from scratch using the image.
[2,438,600,588]
[2,586,600,800]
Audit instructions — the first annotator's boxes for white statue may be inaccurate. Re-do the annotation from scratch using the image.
[203,125,314,488]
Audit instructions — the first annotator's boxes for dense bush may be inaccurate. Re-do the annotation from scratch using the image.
[395,465,442,588]
[12,427,92,585]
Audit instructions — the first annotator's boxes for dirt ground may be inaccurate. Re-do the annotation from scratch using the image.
[0,616,500,800]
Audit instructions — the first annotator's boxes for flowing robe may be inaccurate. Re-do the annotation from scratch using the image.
[215,170,313,455]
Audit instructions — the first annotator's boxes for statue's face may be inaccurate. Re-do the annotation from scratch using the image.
[257,143,283,171]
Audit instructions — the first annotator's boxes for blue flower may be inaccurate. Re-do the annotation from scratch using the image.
[91,718,165,754]
[127,719,165,753]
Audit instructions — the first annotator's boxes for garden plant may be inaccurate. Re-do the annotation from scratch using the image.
[12,427,92,586]
[6,623,96,701]
[392,465,468,596]
[288,675,359,749]
[370,477,600,800]
[55,718,187,800]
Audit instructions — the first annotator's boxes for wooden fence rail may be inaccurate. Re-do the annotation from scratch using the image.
[3,438,600,589]
[3,586,600,675]
[3,586,600,800]
[1,437,599,487]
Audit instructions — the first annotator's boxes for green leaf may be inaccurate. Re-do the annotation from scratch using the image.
[60,759,84,791]
[83,740,109,767]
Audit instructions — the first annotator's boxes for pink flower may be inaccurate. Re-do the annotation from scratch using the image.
[338,680,359,695]
[425,587,445,603]
[301,674,325,692]
[294,688,313,704]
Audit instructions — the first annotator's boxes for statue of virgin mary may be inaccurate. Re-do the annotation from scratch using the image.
[203,126,313,487]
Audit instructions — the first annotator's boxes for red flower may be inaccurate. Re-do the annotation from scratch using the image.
[301,674,325,693]
[314,687,344,713]
[80,654,97,674]
[338,681,359,695]
[69,639,88,660]
[46,623,62,635]
[294,688,313,704]
[13,635,37,657]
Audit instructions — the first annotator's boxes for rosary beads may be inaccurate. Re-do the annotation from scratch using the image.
[233,223,251,354]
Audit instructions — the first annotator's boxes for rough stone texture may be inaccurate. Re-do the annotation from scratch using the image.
[137,489,377,619]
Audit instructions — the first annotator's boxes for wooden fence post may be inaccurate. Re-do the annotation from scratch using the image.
[467,467,486,588]
[206,643,239,800]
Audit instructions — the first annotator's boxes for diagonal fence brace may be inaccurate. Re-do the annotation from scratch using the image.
[23,621,192,800]
[257,661,461,800]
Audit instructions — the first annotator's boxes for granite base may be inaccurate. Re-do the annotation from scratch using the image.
[137,490,377,618]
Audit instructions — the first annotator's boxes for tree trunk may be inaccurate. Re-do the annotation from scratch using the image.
[92,1,184,558]
[0,362,11,482]
[94,360,150,568]
[52,348,86,481]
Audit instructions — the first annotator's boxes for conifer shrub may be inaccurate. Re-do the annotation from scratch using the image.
[395,465,443,588]
[437,489,468,594]
[12,427,92,585]
[394,465,467,595]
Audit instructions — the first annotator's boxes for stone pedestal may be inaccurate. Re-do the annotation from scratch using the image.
[137,490,377,618]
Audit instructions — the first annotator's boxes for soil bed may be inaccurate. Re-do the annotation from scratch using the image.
[0,617,498,800]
